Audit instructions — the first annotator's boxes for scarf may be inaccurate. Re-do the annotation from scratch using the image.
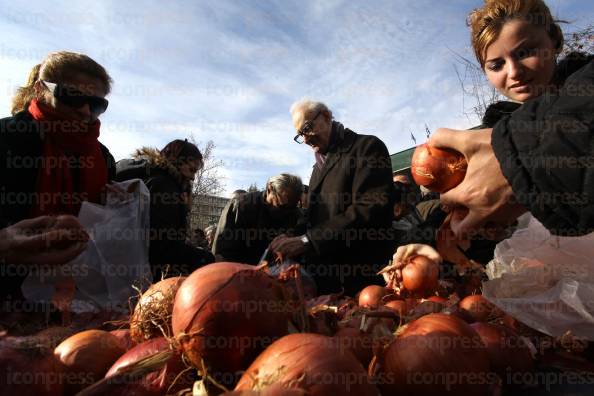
[314,121,343,170]
[28,99,108,216]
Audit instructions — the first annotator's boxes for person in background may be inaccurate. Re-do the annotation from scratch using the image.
[116,139,214,278]
[432,0,593,238]
[270,99,394,295]
[0,51,115,302]
[213,173,302,264]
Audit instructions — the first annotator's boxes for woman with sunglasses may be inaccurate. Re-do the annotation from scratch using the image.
[0,51,115,302]
[429,0,593,238]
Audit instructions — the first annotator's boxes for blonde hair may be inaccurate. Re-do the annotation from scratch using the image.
[10,51,112,115]
[468,0,564,67]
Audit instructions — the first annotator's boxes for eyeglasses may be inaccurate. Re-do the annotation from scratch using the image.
[293,110,321,144]
[42,81,109,115]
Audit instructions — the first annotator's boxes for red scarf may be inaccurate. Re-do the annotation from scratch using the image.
[28,99,108,216]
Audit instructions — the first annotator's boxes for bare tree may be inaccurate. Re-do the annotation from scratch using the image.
[247,183,259,193]
[562,24,594,56]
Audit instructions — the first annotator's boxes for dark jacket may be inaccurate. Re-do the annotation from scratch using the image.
[0,110,116,228]
[492,54,594,236]
[305,122,394,294]
[212,191,301,264]
[115,148,214,278]
[0,110,116,300]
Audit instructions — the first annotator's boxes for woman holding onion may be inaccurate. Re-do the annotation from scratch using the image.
[430,0,593,238]
[0,51,115,303]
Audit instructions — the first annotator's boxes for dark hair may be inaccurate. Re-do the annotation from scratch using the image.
[161,139,203,167]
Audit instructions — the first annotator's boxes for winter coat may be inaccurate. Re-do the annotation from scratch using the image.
[492,53,594,236]
[115,148,214,278]
[212,191,301,264]
[305,122,394,294]
[0,110,115,301]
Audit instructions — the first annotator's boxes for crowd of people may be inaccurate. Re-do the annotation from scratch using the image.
[1,0,592,309]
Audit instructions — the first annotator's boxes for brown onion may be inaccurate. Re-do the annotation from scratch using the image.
[376,313,491,395]
[358,285,392,308]
[459,294,500,323]
[54,329,125,393]
[0,336,64,396]
[411,143,467,193]
[235,333,378,395]
[223,384,307,395]
[172,262,291,384]
[104,337,193,395]
[384,299,411,316]
[130,276,186,343]
[333,327,374,367]
[401,255,439,296]
[470,322,534,386]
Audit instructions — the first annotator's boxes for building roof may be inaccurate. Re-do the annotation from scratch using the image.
[390,146,416,173]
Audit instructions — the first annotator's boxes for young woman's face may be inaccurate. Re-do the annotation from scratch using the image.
[180,158,202,181]
[484,19,557,103]
[37,72,108,123]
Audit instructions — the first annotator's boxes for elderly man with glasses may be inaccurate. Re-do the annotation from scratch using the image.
[270,99,394,295]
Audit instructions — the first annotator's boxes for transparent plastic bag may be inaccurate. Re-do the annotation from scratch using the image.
[22,179,152,313]
[483,213,594,339]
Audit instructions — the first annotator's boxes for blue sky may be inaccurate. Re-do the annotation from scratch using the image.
[1,0,592,195]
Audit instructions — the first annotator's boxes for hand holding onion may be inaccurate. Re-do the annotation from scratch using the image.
[380,244,441,296]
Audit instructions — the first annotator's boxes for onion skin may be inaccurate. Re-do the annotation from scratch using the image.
[459,295,500,323]
[172,262,291,382]
[110,329,135,351]
[334,327,374,367]
[223,384,307,395]
[411,144,467,193]
[470,322,534,387]
[130,276,186,343]
[236,333,379,396]
[54,329,125,393]
[377,313,492,396]
[0,336,64,396]
[401,255,439,297]
[357,285,392,308]
[104,337,193,395]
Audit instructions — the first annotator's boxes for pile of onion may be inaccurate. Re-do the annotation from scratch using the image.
[1,336,65,396]
[102,337,193,395]
[130,276,186,343]
[470,322,534,386]
[401,255,440,297]
[172,262,292,384]
[374,313,492,395]
[235,333,378,395]
[411,143,467,193]
[54,329,125,393]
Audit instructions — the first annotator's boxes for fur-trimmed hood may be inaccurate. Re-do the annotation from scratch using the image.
[116,146,192,192]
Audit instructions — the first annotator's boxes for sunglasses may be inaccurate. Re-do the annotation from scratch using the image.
[293,110,322,144]
[42,80,109,115]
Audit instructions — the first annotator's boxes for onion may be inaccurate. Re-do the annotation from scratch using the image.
[470,322,534,386]
[333,327,374,367]
[376,313,491,395]
[357,285,392,308]
[401,255,439,296]
[104,337,193,395]
[384,299,411,316]
[130,276,186,343]
[110,329,135,351]
[411,143,467,193]
[54,329,125,393]
[426,295,447,305]
[172,262,291,384]
[235,333,379,395]
[223,384,307,395]
[0,336,64,396]
[459,295,500,323]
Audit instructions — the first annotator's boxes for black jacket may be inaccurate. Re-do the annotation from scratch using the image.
[0,110,116,228]
[305,122,394,294]
[0,110,116,300]
[492,54,594,236]
[115,148,214,277]
[212,191,301,264]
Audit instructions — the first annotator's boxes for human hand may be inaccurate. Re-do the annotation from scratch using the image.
[269,234,307,261]
[379,244,442,289]
[0,215,89,265]
[429,128,526,238]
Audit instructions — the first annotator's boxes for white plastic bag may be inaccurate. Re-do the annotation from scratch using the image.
[483,213,594,340]
[22,179,152,313]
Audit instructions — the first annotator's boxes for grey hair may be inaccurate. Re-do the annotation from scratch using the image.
[289,98,332,121]
[266,173,303,200]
